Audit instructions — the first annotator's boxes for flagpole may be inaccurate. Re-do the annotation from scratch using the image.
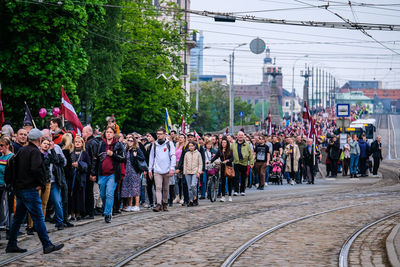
[24,101,37,129]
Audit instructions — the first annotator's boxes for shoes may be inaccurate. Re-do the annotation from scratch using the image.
[193,199,199,206]
[26,227,34,236]
[233,192,238,196]
[241,192,246,196]
[56,224,64,231]
[64,221,74,228]
[84,215,94,220]
[350,174,353,178]
[228,196,232,202]
[168,203,173,207]
[173,196,180,204]
[131,206,140,212]
[290,180,294,185]
[104,215,111,223]
[122,207,130,212]
[6,246,27,253]
[181,202,187,207]
[257,186,264,190]
[43,244,64,254]
[153,204,162,212]
[113,210,121,215]
[188,202,194,207]
[179,199,184,204]
[162,203,168,212]
[220,197,226,202]
[94,209,102,216]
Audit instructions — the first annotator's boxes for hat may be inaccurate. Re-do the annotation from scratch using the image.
[28,128,44,141]
[187,132,194,137]
[150,132,157,140]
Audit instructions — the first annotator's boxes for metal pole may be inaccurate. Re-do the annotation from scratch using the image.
[322,69,325,109]
[311,66,314,110]
[229,54,232,134]
[231,51,235,134]
[262,67,265,123]
[196,52,200,111]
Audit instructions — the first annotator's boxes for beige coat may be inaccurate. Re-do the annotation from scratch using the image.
[284,143,301,172]
[183,150,203,175]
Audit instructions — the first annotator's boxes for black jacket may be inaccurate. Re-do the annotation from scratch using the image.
[13,143,46,190]
[370,140,382,159]
[93,139,126,183]
[85,135,101,177]
[303,145,318,167]
[328,140,341,160]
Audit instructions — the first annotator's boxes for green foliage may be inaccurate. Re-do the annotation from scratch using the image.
[0,0,104,126]
[190,81,257,132]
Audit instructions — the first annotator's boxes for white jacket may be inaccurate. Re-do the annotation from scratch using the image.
[149,140,176,174]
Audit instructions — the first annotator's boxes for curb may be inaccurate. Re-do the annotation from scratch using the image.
[386,223,400,267]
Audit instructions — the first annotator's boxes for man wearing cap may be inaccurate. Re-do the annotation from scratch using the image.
[6,128,64,254]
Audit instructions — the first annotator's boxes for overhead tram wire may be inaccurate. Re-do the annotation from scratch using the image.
[293,0,400,55]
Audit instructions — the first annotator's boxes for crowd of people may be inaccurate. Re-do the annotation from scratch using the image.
[0,106,384,254]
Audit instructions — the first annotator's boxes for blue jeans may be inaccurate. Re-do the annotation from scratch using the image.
[8,189,52,249]
[98,174,117,216]
[50,182,64,226]
[350,154,359,175]
[265,165,270,183]
[200,172,207,198]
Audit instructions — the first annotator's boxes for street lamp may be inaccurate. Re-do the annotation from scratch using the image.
[230,43,246,134]
[291,55,308,122]
[195,46,210,112]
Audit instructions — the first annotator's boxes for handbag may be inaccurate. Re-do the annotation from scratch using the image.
[130,150,148,172]
[225,165,235,178]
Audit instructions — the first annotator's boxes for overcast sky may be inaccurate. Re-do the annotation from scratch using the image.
[190,0,400,96]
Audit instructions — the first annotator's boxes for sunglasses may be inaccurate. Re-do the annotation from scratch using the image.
[0,144,4,147]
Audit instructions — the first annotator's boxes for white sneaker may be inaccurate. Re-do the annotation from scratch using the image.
[127,206,134,212]
[179,199,184,204]
[220,197,226,202]
[132,206,140,212]
[228,196,232,202]
[173,196,180,204]
[233,192,238,196]
[143,203,149,208]
[241,192,246,196]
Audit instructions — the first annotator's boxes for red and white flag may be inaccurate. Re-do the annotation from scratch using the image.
[61,86,83,135]
[194,130,200,140]
[303,101,311,122]
[0,85,4,129]
[181,116,186,134]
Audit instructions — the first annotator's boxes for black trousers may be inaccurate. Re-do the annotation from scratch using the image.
[84,179,94,216]
[60,178,69,222]
[331,159,338,176]
[234,164,248,193]
[373,157,380,175]
[359,157,367,175]
[146,175,155,206]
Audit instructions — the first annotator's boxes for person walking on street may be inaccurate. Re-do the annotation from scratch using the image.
[231,131,254,196]
[183,142,202,206]
[94,127,126,223]
[303,138,318,184]
[342,140,351,176]
[358,134,370,177]
[327,136,340,178]
[253,136,270,190]
[148,128,176,212]
[349,134,360,178]
[370,135,383,177]
[5,128,64,254]
[284,138,300,185]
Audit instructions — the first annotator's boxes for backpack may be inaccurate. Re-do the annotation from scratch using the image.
[4,154,17,188]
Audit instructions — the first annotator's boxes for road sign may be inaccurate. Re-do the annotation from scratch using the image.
[336,104,350,117]
[250,38,266,54]
[239,111,244,117]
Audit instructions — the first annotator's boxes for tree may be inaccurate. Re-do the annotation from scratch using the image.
[190,81,257,132]
[0,0,103,126]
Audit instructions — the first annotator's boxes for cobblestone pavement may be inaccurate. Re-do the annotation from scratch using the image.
[348,215,400,267]
[1,164,399,267]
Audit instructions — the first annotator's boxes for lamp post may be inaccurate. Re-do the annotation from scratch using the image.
[230,43,246,134]
[195,46,210,112]
[291,55,308,122]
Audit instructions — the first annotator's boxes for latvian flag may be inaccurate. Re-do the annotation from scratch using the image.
[61,86,83,135]
[181,116,186,134]
[194,130,201,140]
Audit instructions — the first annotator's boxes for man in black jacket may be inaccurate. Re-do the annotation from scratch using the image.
[327,136,340,178]
[6,128,64,254]
[370,135,383,176]
[82,125,99,219]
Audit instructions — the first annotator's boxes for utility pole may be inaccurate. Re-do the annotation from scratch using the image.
[230,43,246,134]
[311,66,314,110]
[195,52,200,112]
[322,69,325,109]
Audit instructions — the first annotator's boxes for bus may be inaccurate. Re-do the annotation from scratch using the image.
[350,118,377,143]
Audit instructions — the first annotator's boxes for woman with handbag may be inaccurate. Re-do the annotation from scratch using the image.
[121,136,145,212]
[211,137,233,202]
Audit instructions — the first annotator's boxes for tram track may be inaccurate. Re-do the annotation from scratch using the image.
[339,212,400,267]
[1,166,398,266]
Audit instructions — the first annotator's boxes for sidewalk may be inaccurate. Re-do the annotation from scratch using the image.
[386,223,400,267]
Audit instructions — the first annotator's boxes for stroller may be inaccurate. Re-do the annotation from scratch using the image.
[269,156,283,185]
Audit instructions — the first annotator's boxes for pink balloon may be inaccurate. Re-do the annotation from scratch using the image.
[52,107,60,117]
[39,108,47,119]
